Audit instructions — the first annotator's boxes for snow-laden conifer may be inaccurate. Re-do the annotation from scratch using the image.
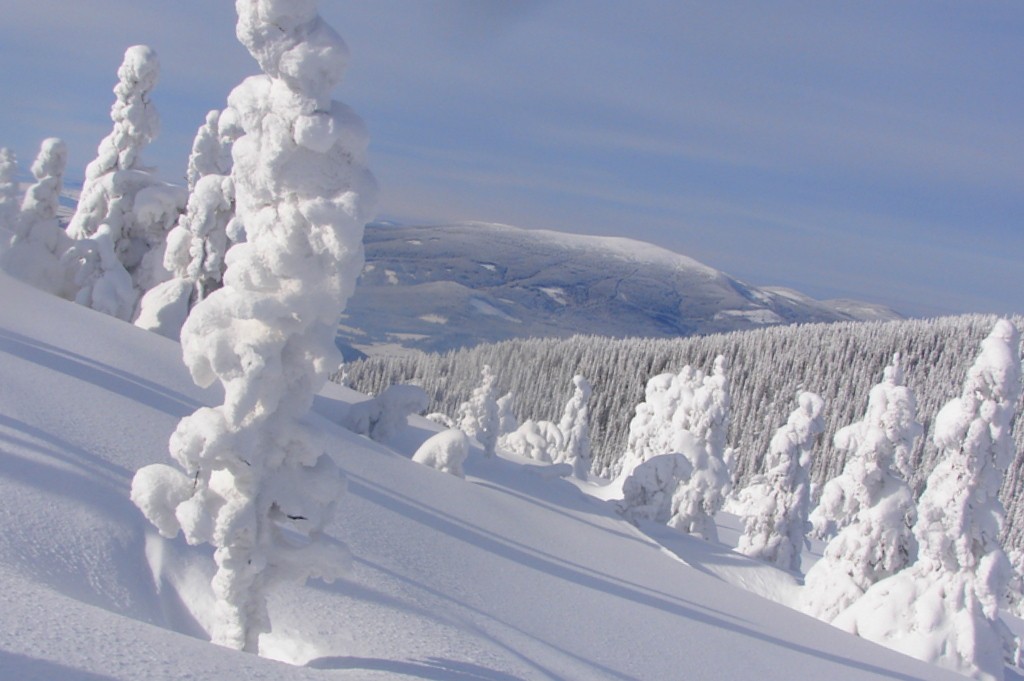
[0,139,72,295]
[135,110,242,338]
[616,357,732,540]
[555,375,592,479]
[737,391,824,571]
[802,355,920,621]
[458,364,500,457]
[497,392,518,436]
[810,354,920,540]
[186,109,238,191]
[834,320,1021,681]
[131,0,376,653]
[666,356,732,539]
[65,45,185,319]
[0,148,19,231]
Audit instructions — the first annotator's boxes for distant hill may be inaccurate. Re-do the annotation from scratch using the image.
[340,222,900,356]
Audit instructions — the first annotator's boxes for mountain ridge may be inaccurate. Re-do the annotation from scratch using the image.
[340,222,900,356]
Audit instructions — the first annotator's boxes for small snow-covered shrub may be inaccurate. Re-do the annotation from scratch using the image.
[412,429,469,478]
[500,419,564,463]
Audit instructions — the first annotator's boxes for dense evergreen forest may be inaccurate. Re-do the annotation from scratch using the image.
[344,314,1024,546]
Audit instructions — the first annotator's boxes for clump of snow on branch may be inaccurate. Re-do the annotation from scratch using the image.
[412,429,470,478]
[615,356,732,541]
[64,45,185,320]
[132,0,376,654]
[802,355,920,622]
[458,364,500,457]
[737,391,824,572]
[0,139,72,295]
[343,384,428,444]
[834,320,1022,681]
[136,109,242,339]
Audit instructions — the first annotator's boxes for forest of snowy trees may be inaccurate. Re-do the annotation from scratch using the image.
[345,314,1024,547]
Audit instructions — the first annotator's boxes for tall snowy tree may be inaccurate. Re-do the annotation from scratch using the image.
[802,355,920,622]
[458,364,500,457]
[616,357,732,540]
[135,110,242,339]
[555,375,592,479]
[667,355,732,540]
[65,45,186,319]
[0,139,72,295]
[737,391,824,572]
[131,0,376,653]
[833,320,1022,681]
[0,147,19,231]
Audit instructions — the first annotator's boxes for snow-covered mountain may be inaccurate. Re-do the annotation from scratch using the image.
[0,271,963,680]
[339,222,899,356]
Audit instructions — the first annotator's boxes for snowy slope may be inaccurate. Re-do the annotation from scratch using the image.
[340,222,900,355]
[0,272,958,680]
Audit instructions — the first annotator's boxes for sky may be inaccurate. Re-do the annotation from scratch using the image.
[1,1,1021,317]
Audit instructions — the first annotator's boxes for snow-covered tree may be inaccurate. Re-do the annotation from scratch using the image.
[458,364,500,457]
[67,44,161,241]
[0,147,19,231]
[802,355,920,622]
[0,139,72,295]
[131,0,376,653]
[666,356,732,540]
[614,357,732,540]
[737,391,824,572]
[413,429,470,478]
[810,354,920,540]
[65,45,186,319]
[496,391,518,436]
[834,320,1022,681]
[135,110,242,338]
[186,109,239,191]
[555,375,592,479]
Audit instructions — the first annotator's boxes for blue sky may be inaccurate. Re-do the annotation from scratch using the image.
[1,1,1021,316]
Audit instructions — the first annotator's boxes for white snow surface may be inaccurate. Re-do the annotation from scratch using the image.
[0,271,966,680]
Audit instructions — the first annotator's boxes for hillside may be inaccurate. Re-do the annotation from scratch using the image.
[338,222,899,356]
[0,271,966,680]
